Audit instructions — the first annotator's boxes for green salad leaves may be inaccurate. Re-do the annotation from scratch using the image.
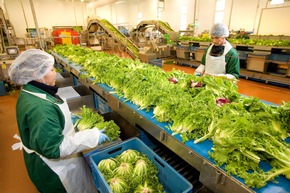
[98,149,165,193]
[75,106,120,141]
[52,44,290,189]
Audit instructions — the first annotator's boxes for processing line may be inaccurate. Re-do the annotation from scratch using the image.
[87,18,140,59]
[51,51,290,193]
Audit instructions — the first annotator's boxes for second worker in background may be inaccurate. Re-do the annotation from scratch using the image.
[195,23,240,79]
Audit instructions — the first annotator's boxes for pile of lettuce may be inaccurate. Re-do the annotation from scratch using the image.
[178,36,290,47]
[52,44,290,189]
[75,105,120,141]
[98,149,165,193]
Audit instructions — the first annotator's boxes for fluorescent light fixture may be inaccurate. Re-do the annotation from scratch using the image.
[270,0,284,5]
[137,12,142,19]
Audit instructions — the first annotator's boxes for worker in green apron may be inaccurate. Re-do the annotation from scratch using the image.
[9,49,109,193]
[195,23,240,79]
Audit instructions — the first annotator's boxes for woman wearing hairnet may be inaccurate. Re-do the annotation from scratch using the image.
[195,23,240,79]
[9,49,109,193]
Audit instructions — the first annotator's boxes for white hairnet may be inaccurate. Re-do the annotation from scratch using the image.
[8,49,54,85]
[210,23,229,37]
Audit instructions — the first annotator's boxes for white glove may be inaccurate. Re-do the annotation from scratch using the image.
[59,128,101,158]
[194,64,205,76]
[216,74,236,80]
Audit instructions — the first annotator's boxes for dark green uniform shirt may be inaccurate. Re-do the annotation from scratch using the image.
[16,84,66,193]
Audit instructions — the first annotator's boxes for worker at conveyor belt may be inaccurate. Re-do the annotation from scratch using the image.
[236,28,250,39]
[8,49,109,193]
[194,23,240,79]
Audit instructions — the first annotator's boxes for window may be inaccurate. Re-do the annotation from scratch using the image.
[214,0,225,23]
[180,5,188,30]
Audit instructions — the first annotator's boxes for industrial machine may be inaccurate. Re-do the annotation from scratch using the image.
[87,18,140,59]
[130,20,179,62]
[0,7,19,95]
[86,19,179,62]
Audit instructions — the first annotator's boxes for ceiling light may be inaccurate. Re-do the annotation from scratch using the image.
[270,0,284,5]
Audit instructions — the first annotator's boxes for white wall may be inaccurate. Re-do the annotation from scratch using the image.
[2,0,290,37]
[229,0,259,32]
[4,0,87,37]
[95,0,157,30]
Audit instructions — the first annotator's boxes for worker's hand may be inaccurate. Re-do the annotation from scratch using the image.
[194,72,202,76]
[98,132,110,145]
[216,74,236,80]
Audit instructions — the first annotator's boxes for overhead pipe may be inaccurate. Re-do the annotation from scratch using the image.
[193,0,197,35]
[29,0,43,50]
[20,0,29,31]
[228,0,234,31]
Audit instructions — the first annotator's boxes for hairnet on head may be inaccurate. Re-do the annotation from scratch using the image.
[210,23,229,37]
[8,49,54,85]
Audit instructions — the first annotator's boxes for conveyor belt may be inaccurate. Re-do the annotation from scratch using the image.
[52,52,290,193]
[131,20,179,42]
[150,136,206,192]
[132,20,174,34]
[87,19,140,59]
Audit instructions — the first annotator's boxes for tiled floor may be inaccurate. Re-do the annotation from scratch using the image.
[0,63,289,193]
[0,93,38,193]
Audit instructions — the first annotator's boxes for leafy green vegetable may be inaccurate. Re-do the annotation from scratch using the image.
[107,177,130,193]
[178,35,290,47]
[116,149,140,163]
[75,105,104,131]
[134,181,164,193]
[210,99,290,188]
[52,44,290,189]
[97,149,165,193]
[114,162,133,177]
[75,105,120,141]
[98,158,119,179]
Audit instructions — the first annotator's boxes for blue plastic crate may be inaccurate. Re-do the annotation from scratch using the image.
[135,125,157,149]
[93,92,111,114]
[89,137,193,193]
[149,59,163,68]
[0,81,7,96]
[270,54,290,62]
[82,139,122,165]
[73,75,81,86]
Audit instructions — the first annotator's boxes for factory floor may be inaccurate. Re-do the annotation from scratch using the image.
[0,63,290,193]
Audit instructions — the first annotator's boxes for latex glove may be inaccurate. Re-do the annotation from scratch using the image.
[216,74,236,80]
[194,72,201,76]
[98,132,110,145]
[71,114,81,125]
[195,64,205,76]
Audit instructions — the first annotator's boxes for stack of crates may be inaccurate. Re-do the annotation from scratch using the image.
[52,29,80,45]
[176,46,190,59]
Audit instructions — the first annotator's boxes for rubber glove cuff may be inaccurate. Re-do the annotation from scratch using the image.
[194,72,201,76]
[98,132,110,145]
